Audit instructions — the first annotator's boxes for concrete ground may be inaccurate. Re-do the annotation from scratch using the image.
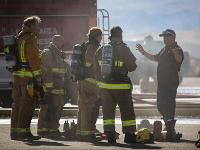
[0,118,199,150]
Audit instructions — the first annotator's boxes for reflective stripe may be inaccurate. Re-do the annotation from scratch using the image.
[4,47,9,53]
[37,128,49,132]
[85,78,97,85]
[13,128,30,133]
[32,70,41,77]
[85,62,92,67]
[98,60,124,67]
[13,70,33,78]
[51,89,64,95]
[44,82,54,88]
[122,120,136,127]
[98,60,102,66]
[103,119,115,126]
[76,130,95,136]
[115,61,124,67]
[20,40,26,63]
[52,68,66,74]
[97,82,131,90]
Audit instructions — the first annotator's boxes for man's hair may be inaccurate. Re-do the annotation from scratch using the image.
[23,16,41,27]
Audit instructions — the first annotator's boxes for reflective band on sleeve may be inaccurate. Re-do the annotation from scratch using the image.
[44,82,54,88]
[52,68,66,74]
[51,89,64,95]
[97,82,131,90]
[85,78,97,85]
[103,119,115,126]
[13,70,33,78]
[122,120,136,127]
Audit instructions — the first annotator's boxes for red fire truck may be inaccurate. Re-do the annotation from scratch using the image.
[0,0,109,107]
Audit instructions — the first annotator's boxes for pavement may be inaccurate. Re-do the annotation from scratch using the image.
[0,118,199,150]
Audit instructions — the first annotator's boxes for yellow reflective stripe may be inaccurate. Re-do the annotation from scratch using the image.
[103,119,115,126]
[97,82,131,90]
[85,78,97,85]
[32,70,41,77]
[38,128,49,132]
[85,62,92,67]
[98,60,102,66]
[15,128,30,133]
[115,61,124,67]
[4,47,9,53]
[13,70,33,78]
[20,40,26,63]
[52,68,66,74]
[122,120,136,127]
[76,130,95,136]
[51,89,64,95]
[44,82,54,88]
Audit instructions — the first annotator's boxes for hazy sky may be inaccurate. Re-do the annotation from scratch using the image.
[97,0,200,57]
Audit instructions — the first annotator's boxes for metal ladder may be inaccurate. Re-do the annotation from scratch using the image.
[97,9,110,45]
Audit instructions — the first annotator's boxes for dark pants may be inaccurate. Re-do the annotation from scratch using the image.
[101,89,136,133]
[11,77,36,134]
[157,86,177,123]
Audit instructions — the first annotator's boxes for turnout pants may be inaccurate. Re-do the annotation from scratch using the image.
[38,94,64,131]
[157,86,177,123]
[11,76,37,134]
[77,80,99,136]
[101,89,136,133]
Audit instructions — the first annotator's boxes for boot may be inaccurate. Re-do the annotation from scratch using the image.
[10,132,19,140]
[165,119,177,142]
[195,131,200,148]
[124,132,137,144]
[18,132,41,141]
[104,131,117,143]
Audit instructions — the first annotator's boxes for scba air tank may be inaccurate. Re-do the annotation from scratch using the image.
[101,44,113,80]
[70,44,84,80]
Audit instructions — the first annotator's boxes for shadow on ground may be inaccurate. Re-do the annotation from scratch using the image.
[92,141,161,149]
[25,140,70,147]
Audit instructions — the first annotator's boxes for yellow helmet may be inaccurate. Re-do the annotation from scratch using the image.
[136,128,154,143]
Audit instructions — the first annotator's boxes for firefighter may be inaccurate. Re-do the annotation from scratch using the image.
[136,29,184,141]
[76,27,102,140]
[10,16,42,140]
[37,35,67,137]
[94,26,138,143]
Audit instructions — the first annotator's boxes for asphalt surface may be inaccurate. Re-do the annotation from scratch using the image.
[0,118,199,150]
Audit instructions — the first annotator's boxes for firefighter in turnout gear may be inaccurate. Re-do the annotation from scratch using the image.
[10,16,42,140]
[76,27,102,140]
[37,35,67,137]
[95,26,138,143]
[136,29,184,142]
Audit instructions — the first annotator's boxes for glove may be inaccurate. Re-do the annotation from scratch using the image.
[33,78,45,98]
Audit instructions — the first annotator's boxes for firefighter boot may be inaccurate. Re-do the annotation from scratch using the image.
[10,131,19,140]
[124,132,137,144]
[18,132,41,141]
[195,131,200,148]
[104,131,117,143]
[165,120,177,142]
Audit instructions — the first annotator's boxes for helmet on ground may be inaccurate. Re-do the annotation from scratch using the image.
[136,128,154,143]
